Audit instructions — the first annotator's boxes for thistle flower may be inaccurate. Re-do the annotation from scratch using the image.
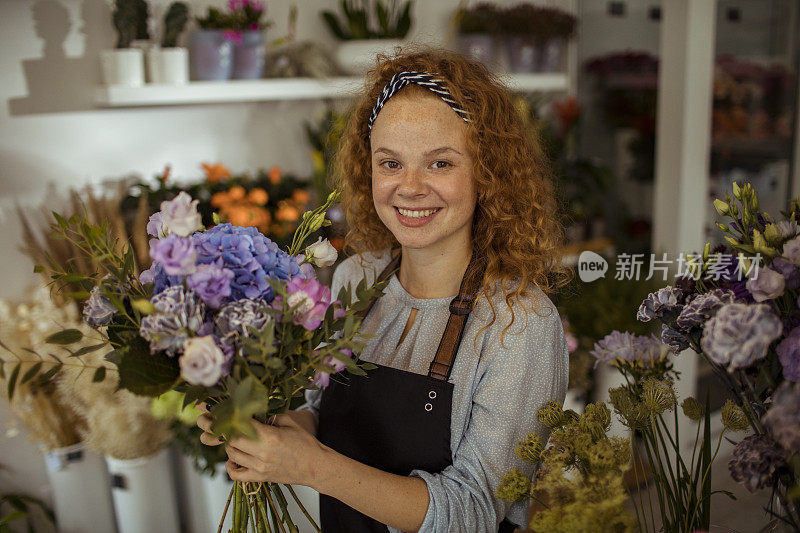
[579,402,612,441]
[637,286,681,322]
[681,397,703,420]
[761,381,800,453]
[537,400,578,429]
[640,378,676,416]
[495,468,531,503]
[515,433,544,464]
[675,289,735,332]
[608,386,649,430]
[728,434,785,493]
[720,399,749,431]
[701,303,782,372]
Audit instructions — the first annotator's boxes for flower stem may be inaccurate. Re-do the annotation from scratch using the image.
[285,485,321,532]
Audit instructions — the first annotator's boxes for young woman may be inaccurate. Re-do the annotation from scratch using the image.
[198,49,571,532]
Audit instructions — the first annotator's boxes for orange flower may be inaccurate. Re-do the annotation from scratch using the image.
[275,201,300,222]
[211,191,232,208]
[228,186,246,201]
[202,162,232,184]
[158,164,171,185]
[268,166,282,185]
[248,188,269,206]
[226,206,271,229]
[291,188,311,205]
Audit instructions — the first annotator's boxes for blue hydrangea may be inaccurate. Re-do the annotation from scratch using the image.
[191,224,301,303]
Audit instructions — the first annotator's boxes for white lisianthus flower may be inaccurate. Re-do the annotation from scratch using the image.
[179,336,225,387]
[304,237,338,267]
[160,191,202,237]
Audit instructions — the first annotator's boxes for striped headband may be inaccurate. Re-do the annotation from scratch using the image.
[367,71,471,135]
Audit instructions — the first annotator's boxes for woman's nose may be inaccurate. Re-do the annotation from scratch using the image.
[397,167,428,197]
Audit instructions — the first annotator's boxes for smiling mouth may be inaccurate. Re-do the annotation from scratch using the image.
[394,207,442,218]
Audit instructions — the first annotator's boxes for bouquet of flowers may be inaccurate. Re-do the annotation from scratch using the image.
[590,332,749,532]
[495,400,635,532]
[17,190,387,532]
[633,182,800,529]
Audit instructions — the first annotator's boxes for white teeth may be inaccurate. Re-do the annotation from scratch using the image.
[398,208,439,218]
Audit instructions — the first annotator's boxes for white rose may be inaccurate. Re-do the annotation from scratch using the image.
[160,191,202,237]
[305,237,338,267]
[179,336,225,387]
[783,235,800,266]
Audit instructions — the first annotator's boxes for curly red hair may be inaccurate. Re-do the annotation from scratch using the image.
[332,47,572,345]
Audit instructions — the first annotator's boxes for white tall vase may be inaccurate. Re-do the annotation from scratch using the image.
[175,455,233,533]
[105,449,180,533]
[42,442,117,533]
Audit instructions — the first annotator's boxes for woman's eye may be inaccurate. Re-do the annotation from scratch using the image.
[381,160,400,170]
[432,160,451,169]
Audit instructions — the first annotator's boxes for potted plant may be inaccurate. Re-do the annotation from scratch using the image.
[227,0,272,79]
[147,2,189,84]
[499,4,576,73]
[191,6,237,80]
[453,3,499,67]
[321,0,413,75]
[100,0,149,86]
[191,1,272,81]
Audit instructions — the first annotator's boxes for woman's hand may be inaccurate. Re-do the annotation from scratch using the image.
[196,405,326,487]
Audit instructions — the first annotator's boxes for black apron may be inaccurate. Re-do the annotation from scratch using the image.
[318,248,518,532]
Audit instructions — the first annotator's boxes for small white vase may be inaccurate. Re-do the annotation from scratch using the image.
[334,38,404,75]
[105,449,180,533]
[147,47,189,85]
[42,442,117,533]
[100,48,145,87]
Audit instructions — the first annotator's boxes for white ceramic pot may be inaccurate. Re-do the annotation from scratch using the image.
[105,449,180,533]
[100,48,145,87]
[147,47,189,85]
[334,38,404,75]
[42,442,117,533]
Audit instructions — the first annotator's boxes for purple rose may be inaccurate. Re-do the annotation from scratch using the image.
[187,260,234,309]
[160,191,202,237]
[179,336,226,387]
[150,234,197,276]
[312,349,352,388]
[777,326,800,382]
[147,212,167,238]
[701,303,782,372]
[772,257,800,290]
[281,277,332,330]
[746,267,785,302]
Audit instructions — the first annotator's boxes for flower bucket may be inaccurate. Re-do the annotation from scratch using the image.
[105,449,179,533]
[505,35,540,74]
[42,442,117,533]
[190,29,234,81]
[100,48,145,86]
[334,38,404,75]
[456,34,495,67]
[147,47,189,85]
[232,30,266,79]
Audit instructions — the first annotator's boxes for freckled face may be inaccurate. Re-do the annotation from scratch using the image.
[370,91,476,254]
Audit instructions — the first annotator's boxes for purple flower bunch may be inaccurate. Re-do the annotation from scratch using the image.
[590,331,666,368]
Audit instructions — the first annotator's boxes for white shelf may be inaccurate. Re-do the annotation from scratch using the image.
[94,73,569,108]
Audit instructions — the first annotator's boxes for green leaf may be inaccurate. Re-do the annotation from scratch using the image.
[21,362,43,385]
[210,377,270,440]
[321,11,347,39]
[33,265,45,274]
[70,343,108,358]
[7,364,20,400]
[45,329,84,345]
[114,337,180,396]
[360,362,377,370]
[92,366,107,382]
[37,364,62,385]
[131,299,156,315]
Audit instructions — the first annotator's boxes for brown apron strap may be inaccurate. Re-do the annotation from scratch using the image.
[428,248,486,381]
[355,247,402,320]
[354,247,486,382]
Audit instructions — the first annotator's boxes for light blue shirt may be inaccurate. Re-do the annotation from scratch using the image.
[299,249,569,532]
